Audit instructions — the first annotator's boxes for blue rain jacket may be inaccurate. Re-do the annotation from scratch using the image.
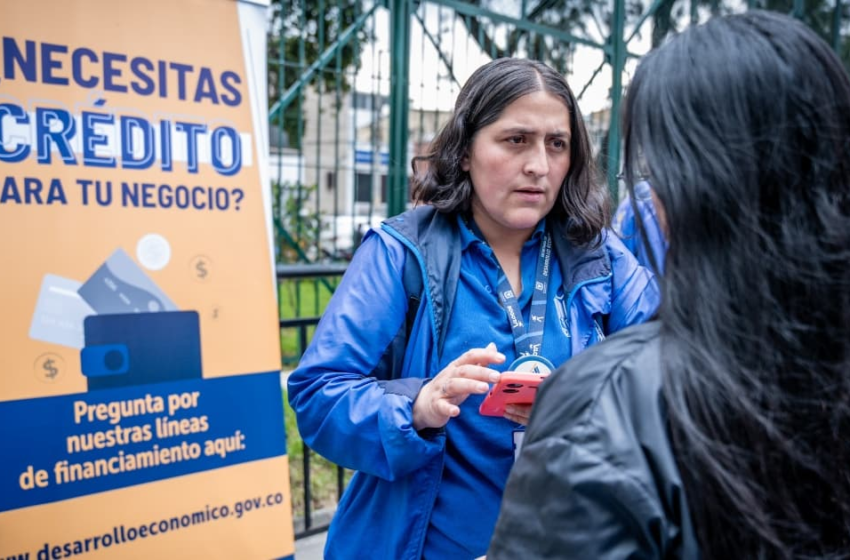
[288,206,659,559]
[613,181,668,274]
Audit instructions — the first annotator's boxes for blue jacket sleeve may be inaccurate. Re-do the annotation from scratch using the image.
[286,230,444,480]
[606,233,660,333]
[613,195,640,256]
[613,182,668,274]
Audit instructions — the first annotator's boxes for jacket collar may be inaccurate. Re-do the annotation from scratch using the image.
[384,206,614,351]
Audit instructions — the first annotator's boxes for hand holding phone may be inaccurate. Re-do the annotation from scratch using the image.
[478,372,548,417]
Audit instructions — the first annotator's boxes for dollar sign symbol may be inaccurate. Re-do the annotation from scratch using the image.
[43,358,58,378]
[196,260,208,279]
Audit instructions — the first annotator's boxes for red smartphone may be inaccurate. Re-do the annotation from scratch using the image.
[478,372,549,417]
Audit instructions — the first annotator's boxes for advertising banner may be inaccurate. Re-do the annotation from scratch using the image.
[0,0,295,558]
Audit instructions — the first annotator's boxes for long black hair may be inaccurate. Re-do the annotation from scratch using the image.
[412,58,607,246]
[623,11,850,558]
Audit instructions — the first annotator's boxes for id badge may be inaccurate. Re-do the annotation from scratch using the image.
[512,429,525,462]
[508,355,554,374]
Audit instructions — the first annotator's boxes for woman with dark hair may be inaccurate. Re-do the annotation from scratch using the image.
[288,57,658,558]
[488,11,850,559]
[412,58,608,244]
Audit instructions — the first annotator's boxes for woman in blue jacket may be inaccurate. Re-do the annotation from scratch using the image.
[287,58,659,559]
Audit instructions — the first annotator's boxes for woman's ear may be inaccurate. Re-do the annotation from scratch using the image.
[650,189,669,238]
[461,153,470,172]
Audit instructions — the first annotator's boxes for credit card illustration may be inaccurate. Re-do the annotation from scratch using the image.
[29,274,95,349]
[77,248,177,315]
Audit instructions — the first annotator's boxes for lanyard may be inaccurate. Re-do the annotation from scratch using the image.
[470,220,552,358]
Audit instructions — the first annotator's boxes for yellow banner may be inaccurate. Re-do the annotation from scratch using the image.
[0,0,294,557]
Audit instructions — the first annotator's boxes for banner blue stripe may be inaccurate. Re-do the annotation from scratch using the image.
[0,372,286,512]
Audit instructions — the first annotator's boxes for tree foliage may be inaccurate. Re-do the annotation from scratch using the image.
[272,181,322,264]
[267,0,367,150]
[462,0,849,65]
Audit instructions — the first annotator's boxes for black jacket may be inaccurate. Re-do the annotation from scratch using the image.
[488,322,699,559]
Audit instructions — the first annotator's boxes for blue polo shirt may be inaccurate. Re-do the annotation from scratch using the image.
[422,215,573,559]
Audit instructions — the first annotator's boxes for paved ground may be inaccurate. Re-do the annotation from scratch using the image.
[294,532,327,559]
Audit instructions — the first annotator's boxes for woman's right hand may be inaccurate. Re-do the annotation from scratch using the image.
[412,342,505,431]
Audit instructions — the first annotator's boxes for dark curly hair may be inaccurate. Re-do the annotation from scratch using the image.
[411,58,608,246]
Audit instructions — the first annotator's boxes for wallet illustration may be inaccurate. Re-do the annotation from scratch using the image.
[81,311,202,390]
[29,246,204,391]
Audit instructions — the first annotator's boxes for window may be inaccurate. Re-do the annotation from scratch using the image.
[355,173,371,203]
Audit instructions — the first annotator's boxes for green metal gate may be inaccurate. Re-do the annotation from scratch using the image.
[269,0,848,269]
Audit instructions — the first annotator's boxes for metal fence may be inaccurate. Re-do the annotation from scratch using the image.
[270,0,849,269]
[277,263,349,538]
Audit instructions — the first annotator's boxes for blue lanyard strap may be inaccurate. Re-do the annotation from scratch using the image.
[492,230,552,358]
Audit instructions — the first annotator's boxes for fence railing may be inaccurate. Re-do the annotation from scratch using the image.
[277,263,349,539]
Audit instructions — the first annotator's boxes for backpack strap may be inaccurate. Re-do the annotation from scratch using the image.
[402,249,423,342]
[369,253,420,382]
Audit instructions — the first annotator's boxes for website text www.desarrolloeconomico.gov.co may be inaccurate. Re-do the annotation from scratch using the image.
[5,491,286,560]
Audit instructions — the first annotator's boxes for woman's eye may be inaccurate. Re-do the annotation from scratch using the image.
[550,139,567,150]
[507,136,524,144]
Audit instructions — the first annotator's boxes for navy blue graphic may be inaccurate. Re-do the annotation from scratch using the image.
[0,372,286,513]
[82,311,202,390]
